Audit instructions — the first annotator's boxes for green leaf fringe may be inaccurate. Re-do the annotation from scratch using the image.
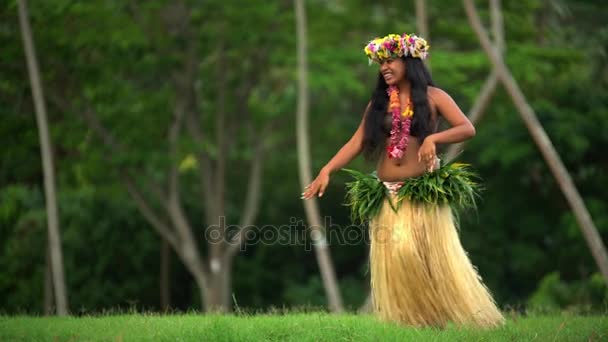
[342,161,482,224]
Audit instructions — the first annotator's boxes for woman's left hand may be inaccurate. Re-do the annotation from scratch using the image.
[418,137,437,172]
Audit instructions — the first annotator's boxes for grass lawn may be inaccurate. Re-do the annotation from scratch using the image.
[1,312,606,341]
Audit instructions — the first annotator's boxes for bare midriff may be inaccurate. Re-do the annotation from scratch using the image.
[375,136,428,182]
[375,98,440,182]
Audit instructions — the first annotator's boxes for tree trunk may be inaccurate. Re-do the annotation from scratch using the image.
[415,0,430,70]
[446,0,504,162]
[463,0,608,284]
[17,0,68,316]
[223,258,233,310]
[44,245,54,315]
[203,257,233,312]
[212,25,227,278]
[294,0,344,313]
[160,239,171,311]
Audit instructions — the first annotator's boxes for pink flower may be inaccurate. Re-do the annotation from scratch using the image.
[388,146,403,159]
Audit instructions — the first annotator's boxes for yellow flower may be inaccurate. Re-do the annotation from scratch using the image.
[415,38,428,51]
[401,107,414,118]
[387,34,400,41]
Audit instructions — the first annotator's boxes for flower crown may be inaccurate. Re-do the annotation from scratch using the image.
[363,33,430,65]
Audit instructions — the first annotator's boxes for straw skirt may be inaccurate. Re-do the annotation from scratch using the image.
[369,194,505,328]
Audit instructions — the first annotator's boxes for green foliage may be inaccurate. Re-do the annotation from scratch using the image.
[342,162,481,224]
[528,272,608,314]
[341,168,386,224]
[0,185,161,314]
[395,162,481,210]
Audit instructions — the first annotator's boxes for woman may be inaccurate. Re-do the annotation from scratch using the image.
[301,33,505,328]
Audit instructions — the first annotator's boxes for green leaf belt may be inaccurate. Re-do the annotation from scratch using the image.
[342,162,482,224]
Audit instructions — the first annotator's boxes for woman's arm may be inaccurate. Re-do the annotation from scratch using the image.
[302,102,370,199]
[418,87,475,167]
[426,87,476,144]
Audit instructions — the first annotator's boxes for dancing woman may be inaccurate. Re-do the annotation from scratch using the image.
[301,33,505,328]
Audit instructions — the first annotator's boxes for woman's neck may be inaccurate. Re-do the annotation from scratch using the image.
[397,80,411,96]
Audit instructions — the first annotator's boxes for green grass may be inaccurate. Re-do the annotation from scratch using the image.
[0,312,606,341]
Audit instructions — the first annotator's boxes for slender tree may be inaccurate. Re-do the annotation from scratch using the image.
[415,0,430,70]
[445,0,504,162]
[17,0,68,316]
[294,0,344,312]
[160,237,171,310]
[463,0,608,284]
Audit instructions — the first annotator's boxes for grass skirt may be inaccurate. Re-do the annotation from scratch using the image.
[342,163,505,328]
[369,196,505,328]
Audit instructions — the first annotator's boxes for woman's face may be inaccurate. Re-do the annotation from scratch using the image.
[379,58,406,85]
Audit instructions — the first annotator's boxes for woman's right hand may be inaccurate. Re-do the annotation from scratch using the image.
[301,169,330,200]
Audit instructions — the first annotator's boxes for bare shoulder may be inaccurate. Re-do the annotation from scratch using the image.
[427,86,462,113]
[426,86,450,120]
[426,86,467,123]
[427,86,454,106]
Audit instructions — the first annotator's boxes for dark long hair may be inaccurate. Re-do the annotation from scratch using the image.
[362,55,435,161]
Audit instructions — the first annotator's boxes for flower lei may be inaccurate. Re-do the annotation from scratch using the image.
[386,85,414,159]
